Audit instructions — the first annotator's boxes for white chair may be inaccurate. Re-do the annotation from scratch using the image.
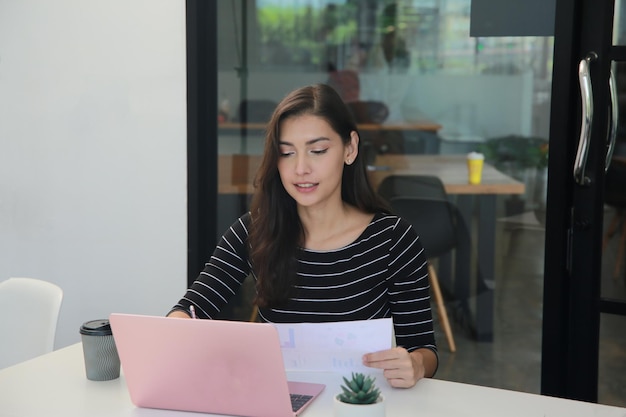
[0,277,63,368]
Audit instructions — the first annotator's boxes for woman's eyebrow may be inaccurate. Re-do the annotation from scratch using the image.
[279,137,331,146]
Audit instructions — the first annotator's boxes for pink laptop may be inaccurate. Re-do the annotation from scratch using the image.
[109,313,325,417]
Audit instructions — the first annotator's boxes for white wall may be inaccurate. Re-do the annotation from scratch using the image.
[0,1,187,349]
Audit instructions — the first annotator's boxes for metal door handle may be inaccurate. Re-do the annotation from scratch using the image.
[606,66,618,171]
[574,52,597,186]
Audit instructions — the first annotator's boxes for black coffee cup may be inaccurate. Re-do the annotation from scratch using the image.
[79,319,120,381]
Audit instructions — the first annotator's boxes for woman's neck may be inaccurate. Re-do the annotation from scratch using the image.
[298,203,373,251]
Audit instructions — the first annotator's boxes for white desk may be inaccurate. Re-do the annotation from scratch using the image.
[1,344,625,417]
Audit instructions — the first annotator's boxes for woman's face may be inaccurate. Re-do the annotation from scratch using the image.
[277,114,358,212]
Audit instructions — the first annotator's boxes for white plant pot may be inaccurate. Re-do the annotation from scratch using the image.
[333,394,385,417]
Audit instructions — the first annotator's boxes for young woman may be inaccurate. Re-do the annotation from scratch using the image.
[169,84,438,387]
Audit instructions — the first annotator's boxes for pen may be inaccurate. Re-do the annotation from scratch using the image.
[189,304,197,319]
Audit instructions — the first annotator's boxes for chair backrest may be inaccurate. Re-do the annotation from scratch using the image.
[0,277,63,368]
[377,175,459,259]
[346,100,389,124]
[378,175,447,201]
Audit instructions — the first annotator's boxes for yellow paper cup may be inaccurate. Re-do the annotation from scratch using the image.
[467,152,484,185]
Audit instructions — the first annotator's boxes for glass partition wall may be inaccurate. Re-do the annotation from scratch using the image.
[216,0,553,223]
[216,0,552,392]
[210,0,622,405]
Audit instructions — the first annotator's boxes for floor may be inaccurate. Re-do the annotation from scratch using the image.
[433,207,626,408]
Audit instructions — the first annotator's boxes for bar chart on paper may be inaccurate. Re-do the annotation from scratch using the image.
[272,319,393,373]
[280,328,296,349]
[332,357,358,369]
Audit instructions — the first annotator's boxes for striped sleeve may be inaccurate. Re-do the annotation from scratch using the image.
[169,214,252,318]
[386,217,437,353]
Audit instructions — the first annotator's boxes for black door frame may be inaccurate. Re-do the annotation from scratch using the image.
[187,0,626,403]
[186,0,218,287]
[542,0,615,402]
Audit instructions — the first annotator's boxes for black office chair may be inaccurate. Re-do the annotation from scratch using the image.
[346,100,389,124]
[346,101,406,154]
[378,175,470,352]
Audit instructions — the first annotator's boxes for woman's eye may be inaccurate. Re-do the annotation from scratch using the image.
[280,150,295,157]
[311,149,328,155]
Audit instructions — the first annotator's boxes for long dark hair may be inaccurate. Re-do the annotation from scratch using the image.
[248,84,389,307]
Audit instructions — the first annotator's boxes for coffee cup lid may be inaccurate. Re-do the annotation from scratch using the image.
[79,319,112,336]
[467,151,484,160]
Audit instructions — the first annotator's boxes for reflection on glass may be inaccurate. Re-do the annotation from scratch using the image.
[602,61,626,298]
[614,0,626,45]
[217,0,553,210]
[216,1,554,397]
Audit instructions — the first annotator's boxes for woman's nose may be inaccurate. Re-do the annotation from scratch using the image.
[294,154,311,175]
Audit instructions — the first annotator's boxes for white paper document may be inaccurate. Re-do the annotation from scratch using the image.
[272,318,393,373]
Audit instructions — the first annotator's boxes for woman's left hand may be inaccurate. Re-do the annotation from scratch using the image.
[362,347,427,388]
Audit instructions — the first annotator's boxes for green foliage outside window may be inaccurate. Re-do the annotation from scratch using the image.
[480,135,549,172]
[257,4,357,68]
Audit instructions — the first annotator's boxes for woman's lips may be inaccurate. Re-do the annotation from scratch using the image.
[294,182,318,192]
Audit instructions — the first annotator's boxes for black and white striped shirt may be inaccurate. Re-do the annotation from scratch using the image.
[172,212,437,354]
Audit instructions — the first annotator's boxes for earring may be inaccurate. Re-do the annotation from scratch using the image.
[346,159,351,165]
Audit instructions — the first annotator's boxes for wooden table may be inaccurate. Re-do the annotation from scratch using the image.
[611,155,626,165]
[219,121,443,154]
[218,154,525,341]
[218,154,523,194]
[369,154,524,194]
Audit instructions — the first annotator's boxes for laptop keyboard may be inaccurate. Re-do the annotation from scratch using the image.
[290,394,313,412]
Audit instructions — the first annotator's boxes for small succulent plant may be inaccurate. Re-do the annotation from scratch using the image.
[338,372,381,405]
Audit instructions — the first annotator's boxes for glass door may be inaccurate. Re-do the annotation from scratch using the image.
[542,0,626,403]
[196,0,626,406]
[214,0,556,392]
